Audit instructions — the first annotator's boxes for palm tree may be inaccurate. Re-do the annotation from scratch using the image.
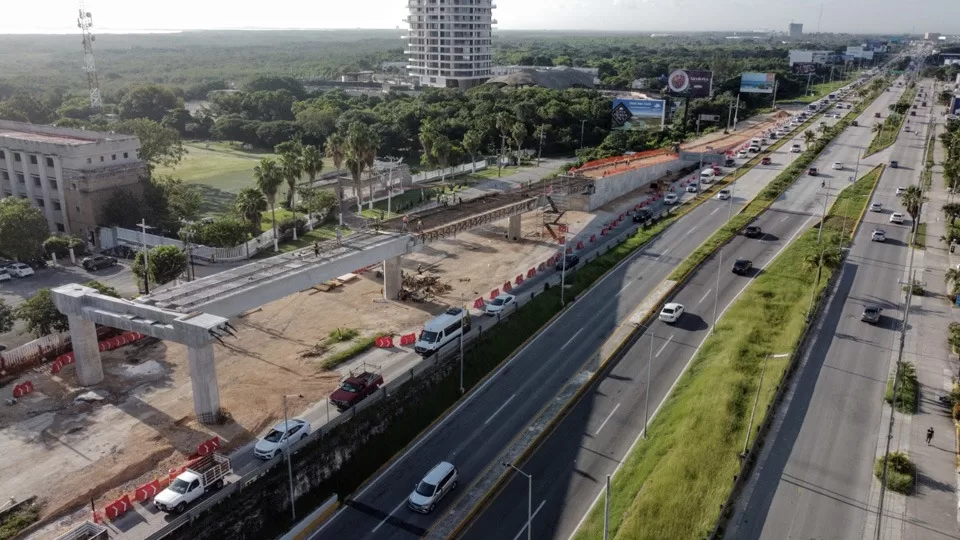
[511,121,527,164]
[344,122,380,214]
[234,188,268,235]
[803,129,816,150]
[301,145,324,184]
[462,129,483,173]
[901,185,924,232]
[279,143,304,209]
[432,134,453,186]
[944,267,960,299]
[325,133,346,225]
[495,112,513,171]
[253,158,283,246]
[803,246,842,274]
[942,202,960,226]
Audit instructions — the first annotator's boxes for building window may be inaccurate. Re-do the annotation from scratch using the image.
[16,173,24,184]
[71,182,77,190]
[35,198,44,207]
[33,177,41,187]
[0,150,4,158]
[56,223,65,232]
[75,205,80,212]
[86,157,92,164]
[29,155,37,164]
[46,157,54,167]
[53,201,61,211]
[50,179,58,190]
[112,154,116,161]
[14,153,21,162]
[99,156,104,162]
[123,152,129,158]
[1,171,7,180]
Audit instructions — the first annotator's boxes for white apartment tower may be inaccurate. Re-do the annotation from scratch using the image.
[405,0,496,89]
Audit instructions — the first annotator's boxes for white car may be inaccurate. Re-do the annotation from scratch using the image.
[6,263,34,278]
[833,162,843,170]
[484,293,516,315]
[0,270,10,283]
[872,229,886,242]
[869,202,883,212]
[686,184,699,193]
[659,303,685,324]
[663,193,679,205]
[790,144,802,153]
[889,212,905,224]
[253,419,310,459]
[834,113,842,118]
[736,150,748,159]
[717,189,731,200]
[408,462,458,514]
[895,186,906,195]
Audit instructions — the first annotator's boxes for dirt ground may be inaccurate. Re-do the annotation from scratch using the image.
[0,209,600,530]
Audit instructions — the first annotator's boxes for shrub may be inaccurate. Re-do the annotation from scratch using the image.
[278,216,307,239]
[42,234,87,258]
[192,216,249,247]
[873,451,914,494]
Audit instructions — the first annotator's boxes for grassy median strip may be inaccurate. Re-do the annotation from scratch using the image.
[866,85,917,156]
[573,166,881,540]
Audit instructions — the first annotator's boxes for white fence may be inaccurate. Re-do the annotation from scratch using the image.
[0,332,69,374]
[411,159,488,184]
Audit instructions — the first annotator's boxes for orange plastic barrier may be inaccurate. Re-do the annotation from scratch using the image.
[489,288,500,300]
[374,336,394,348]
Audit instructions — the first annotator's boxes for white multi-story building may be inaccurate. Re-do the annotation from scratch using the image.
[404,0,495,89]
[0,120,144,245]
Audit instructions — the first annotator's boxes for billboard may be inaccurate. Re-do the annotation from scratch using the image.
[792,63,817,75]
[611,98,666,130]
[740,72,776,94]
[667,69,714,98]
[951,95,960,116]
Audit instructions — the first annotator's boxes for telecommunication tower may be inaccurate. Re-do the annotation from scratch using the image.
[77,2,102,111]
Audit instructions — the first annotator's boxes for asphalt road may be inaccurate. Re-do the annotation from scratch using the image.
[458,80,903,540]
[305,89,871,540]
[726,78,932,538]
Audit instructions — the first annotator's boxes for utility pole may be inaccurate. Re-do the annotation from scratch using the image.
[138,219,150,295]
[498,134,508,178]
[732,94,740,131]
[580,119,587,150]
[536,124,545,167]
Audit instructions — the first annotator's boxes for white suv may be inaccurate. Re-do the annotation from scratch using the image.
[408,462,458,513]
[6,263,34,278]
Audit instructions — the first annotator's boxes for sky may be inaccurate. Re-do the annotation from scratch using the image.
[1,0,957,35]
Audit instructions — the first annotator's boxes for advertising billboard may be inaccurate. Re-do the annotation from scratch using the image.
[611,98,666,130]
[667,69,714,98]
[739,72,776,94]
[950,95,960,116]
[792,63,817,75]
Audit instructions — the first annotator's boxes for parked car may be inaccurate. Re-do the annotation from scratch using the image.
[555,254,580,271]
[871,229,886,242]
[253,419,311,459]
[6,263,34,278]
[744,225,763,238]
[484,293,516,315]
[663,193,679,205]
[81,255,118,271]
[408,462,458,514]
[761,157,772,165]
[731,258,753,275]
[0,269,10,283]
[658,303,685,324]
[889,212,905,224]
[861,305,882,324]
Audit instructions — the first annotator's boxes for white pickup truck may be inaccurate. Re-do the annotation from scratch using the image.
[154,454,232,513]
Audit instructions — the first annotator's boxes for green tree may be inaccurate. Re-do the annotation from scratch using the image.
[343,122,380,213]
[154,176,201,222]
[43,235,87,259]
[901,185,924,232]
[278,141,304,210]
[511,121,528,162]
[161,108,195,136]
[253,158,284,242]
[803,129,816,149]
[0,198,48,261]
[234,188,268,235]
[942,202,960,226]
[113,118,187,172]
[430,134,453,185]
[192,216,250,247]
[462,129,483,173]
[945,267,960,299]
[16,289,68,337]
[0,299,14,334]
[118,84,182,122]
[85,280,120,298]
[99,189,143,229]
[148,245,188,285]
[301,144,324,183]
[298,187,338,221]
[325,132,346,224]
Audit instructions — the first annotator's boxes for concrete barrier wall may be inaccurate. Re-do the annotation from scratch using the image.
[585,158,689,210]
[280,495,338,540]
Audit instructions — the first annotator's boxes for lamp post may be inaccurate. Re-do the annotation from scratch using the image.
[560,239,569,306]
[580,119,587,150]
[137,219,151,294]
[282,393,304,522]
[502,462,532,540]
[634,323,656,439]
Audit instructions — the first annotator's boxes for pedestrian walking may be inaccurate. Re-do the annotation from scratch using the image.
[402,214,409,232]
[927,427,935,445]
[335,227,342,246]
[417,219,423,233]
[313,240,320,258]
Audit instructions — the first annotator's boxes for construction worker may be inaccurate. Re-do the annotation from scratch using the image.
[417,219,423,233]
[313,240,320,258]
[335,227,342,246]
[402,214,409,232]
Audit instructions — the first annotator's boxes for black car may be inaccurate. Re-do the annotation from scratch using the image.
[82,255,118,271]
[555,254,579,272]
[724,158,736,167]
[632,209,653,223]
[731,259,753,275]
[744,225,763,238]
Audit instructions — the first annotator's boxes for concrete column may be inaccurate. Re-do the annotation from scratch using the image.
[67,315,103,386]
[188,344,221,424]
[508,214,522,241]
[3,150,19,198]
[383,256,403,300]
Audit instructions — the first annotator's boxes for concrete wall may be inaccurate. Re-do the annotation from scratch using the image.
[582,157,690,211]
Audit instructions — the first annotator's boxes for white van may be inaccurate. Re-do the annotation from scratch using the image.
[750,138,762,147]
[415,307,472,356]
[700,168,716,183]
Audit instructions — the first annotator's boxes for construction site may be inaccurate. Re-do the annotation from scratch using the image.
[2,113,786,538]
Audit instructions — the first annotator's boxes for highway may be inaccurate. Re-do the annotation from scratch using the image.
[725,79,933,537]
[306,85,880,539]
[457,81,902,540]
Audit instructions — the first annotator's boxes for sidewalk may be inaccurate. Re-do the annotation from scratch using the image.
[869,109,960,540]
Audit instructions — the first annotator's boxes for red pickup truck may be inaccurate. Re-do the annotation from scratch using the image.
[329,366,384,411]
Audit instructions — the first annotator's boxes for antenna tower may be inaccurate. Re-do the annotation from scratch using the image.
[77,2,102,111]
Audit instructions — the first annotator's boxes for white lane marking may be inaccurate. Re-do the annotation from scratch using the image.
[568,212,815,540]
[688,225,700,234]
[371,499,407,533]
[655,247,673,262]
[655,334,674,357]
[618,282,633,294]
[561,329,585,351]
[594,403,621,436]
[781,215,789,222]
[699,289,712,304]
[709,207,720,216]
[513,501,548,540]
[485,394,516,426]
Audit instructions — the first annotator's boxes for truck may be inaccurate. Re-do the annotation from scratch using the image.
[154,454,231,513]
[329,365,384,411]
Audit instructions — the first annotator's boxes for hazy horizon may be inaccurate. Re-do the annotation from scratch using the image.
[2,0,958,36]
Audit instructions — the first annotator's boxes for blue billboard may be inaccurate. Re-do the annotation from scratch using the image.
[739,72,776,94]
[611,98,666,130]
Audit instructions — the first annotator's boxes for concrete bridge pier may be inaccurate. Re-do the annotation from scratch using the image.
[508,214,522,241]
[68,315,104,386]
[187,344,221,424]
[383,256,403,300]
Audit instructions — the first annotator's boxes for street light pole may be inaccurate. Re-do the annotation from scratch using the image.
[502,462,532,540]
[560,240,568,306]
[604,474,611,540]
[638,323,654,439]
[282,393,303,522]
[537,124,545,167]
[580,119,587,150]
[138,218,150,295]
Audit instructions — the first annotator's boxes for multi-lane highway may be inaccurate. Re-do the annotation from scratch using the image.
[458,81,903,539]
[726,78,933,538]
[306,80,889,539]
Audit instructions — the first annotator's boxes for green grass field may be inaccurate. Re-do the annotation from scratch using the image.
[793,73,861,104]
[573,167,881,540]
